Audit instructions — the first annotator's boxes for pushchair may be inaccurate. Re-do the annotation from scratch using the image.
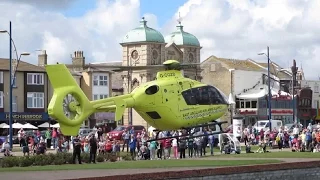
[138,149,150,160]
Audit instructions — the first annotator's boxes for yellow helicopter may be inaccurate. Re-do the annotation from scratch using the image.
[46,60,229,139]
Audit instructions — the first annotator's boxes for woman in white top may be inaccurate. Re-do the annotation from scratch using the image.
[172,138,178,159]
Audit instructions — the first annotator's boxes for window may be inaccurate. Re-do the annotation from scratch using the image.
[12,96,17,112]
[12,76,17,87]
[245,101,251,108]
[0,71,3,83]
[0,91,3,108]
[314,85,319,93]
[27,92,44,108]
[27,73,44,85]
[93,75,108,86]
[251,101,257,108]
[93,76,98,86]
[181,86,228,105]
[93,94,108,100]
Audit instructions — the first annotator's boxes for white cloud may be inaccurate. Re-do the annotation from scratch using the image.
[167,0,320,79]
[0,0,142,64]
[0,0,319,80]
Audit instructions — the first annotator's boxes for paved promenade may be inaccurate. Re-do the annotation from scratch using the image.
[0,156,318,180]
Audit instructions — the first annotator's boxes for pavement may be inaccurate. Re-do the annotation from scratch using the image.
[0,144,318,180]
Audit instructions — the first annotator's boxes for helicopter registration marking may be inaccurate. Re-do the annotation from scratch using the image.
[159,72,175,78]
[182,106,226,120]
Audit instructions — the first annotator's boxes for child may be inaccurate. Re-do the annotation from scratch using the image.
[98,140,105,154]
[115,141,121,161]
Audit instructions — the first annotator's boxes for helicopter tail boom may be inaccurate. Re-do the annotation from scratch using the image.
[91,94,135,122]
[46,64,94,136]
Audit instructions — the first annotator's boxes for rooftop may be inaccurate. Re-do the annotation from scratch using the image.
[202,56,265,72]
[0,58,45,72]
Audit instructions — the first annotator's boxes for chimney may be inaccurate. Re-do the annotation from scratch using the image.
[38,50,47,66]
[72,50,85,70]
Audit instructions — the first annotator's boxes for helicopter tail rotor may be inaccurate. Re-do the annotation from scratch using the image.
[46,64,95,136]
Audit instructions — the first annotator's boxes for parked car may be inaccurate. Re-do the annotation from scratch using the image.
[108,125,145,140]
[79,128,95,137]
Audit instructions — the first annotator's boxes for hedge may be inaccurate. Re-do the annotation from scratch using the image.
[0,152,132,168]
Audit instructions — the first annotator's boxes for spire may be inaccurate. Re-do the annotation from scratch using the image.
[176,12,183,31]
[140,17,147,27]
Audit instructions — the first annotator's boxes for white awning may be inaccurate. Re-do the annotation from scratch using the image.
[236,84,292,100]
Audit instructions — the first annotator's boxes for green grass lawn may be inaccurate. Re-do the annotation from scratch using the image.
[0,159,281,172]
[217,151,320,158]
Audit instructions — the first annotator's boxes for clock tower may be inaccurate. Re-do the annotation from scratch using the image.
[120,17,166,126]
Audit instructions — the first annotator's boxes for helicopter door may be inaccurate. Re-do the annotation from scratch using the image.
[161,84,181,117]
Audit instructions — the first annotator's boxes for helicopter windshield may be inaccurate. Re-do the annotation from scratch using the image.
[181,85,228,105]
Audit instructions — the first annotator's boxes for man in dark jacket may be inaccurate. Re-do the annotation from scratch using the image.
[72,136,82,164]
[89,134,97,163]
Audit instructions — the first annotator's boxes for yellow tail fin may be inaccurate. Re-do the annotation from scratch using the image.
[46,64,94,136]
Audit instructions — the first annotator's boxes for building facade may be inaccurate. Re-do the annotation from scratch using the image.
[0,58,50,126]
[120,18,201,127]
[201,56,300,126]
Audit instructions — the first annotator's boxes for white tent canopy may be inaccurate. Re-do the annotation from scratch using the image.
[38,122,52,128]
[0,123,8,128]
[22,123,38,129]
[2,123,23,129]
[51,123,60,128]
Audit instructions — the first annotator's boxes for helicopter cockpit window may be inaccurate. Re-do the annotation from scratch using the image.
[145,85,159,95]
[208,86,228,104]
[182,86,228,105]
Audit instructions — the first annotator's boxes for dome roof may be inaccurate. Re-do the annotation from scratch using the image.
[165,22,200,47]
[122,17,165,44]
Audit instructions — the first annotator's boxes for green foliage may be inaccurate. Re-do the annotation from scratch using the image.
[121,153,133,161]
[0,152,117,168]
[96,154,105,162]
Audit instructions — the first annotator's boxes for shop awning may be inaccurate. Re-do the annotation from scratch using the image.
[236,84,291,100]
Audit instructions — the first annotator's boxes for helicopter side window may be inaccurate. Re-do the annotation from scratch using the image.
[195,87,210,105]
[182,90,197,105]
[208,86,228,104]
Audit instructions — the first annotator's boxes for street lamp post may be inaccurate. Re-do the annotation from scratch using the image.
[258,46,272,133]
[0,21,30,148]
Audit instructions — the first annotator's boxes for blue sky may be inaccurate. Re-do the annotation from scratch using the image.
[63,0,187,26]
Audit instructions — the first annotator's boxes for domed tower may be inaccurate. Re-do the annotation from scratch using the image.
[120,17,166,126]
[164,21,202,80]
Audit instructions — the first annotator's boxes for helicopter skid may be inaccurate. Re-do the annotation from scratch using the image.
[146,120,228,142]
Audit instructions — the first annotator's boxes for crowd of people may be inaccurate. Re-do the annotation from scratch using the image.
[241,122,320,153]
[1,126,217,163]
[4,121,320,163]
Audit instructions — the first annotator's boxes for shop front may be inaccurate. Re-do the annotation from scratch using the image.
[0,112,49,124]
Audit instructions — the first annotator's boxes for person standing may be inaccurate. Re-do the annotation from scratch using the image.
[20,135,29,156]
[89,135,97,163]
[72,136,82,164]
[45,128,52,148]
[208,132,215,156]
[149,139,157,160]
[122,130,130,152]
[129,134,137,160]
[179,137,187,159]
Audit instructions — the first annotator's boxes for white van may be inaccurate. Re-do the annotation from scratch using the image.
[254,120,282,132]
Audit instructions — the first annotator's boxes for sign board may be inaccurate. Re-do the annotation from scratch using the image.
[0,112,49,121]
[95,112,115,121]
[233,118,243,138]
